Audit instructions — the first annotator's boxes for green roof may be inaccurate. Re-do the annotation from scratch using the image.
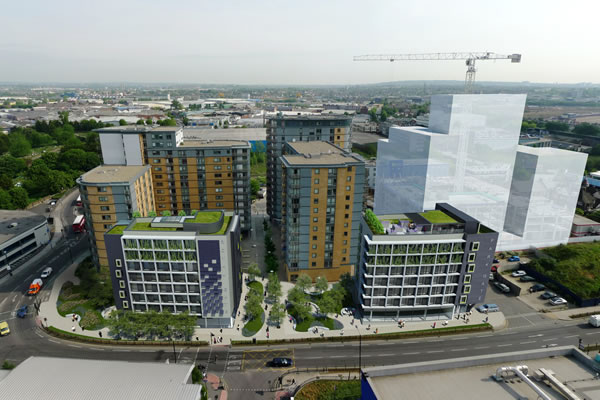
[130,222,177,231]
[419,210,457,224]
[189,211,222,224]
[214,216,231,235]
[107,225,127,235]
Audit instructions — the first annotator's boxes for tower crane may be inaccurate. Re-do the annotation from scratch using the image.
[353,52,521,92]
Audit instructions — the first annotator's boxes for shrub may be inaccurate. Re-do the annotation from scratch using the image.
[2,360,16,370]
[364,209,384,234]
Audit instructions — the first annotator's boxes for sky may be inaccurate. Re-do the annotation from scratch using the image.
[1,0,599,85]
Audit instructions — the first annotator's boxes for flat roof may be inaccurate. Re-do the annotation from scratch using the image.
[572,214,600,225]
[79,165,149,184]
[95,126,152,133]
[178,139,250,148]
[287,141,341,155]
[283,141,362,166]
[0,210,47,246]
[516,144,589,158]
[268,114,351,121]
[183,127,266,141]
[0,356,200,400]
[364,348,599,400]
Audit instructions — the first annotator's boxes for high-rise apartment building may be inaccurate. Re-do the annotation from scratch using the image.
[266,115,352,223]
[77,165,154,266]
[357,203,498,321]
[374,94,586,251]
[94,126,252,230]
[104,211,242,328]
[280,141,365,281]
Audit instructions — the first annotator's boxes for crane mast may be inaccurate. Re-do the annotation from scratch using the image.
[353,52,521,92]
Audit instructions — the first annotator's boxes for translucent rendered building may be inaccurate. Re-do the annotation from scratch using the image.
[375,94,526,232]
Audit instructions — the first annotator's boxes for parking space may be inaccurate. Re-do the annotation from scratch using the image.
[241,349,294,372]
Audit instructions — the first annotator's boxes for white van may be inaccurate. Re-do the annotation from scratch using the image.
[589,315,600,327]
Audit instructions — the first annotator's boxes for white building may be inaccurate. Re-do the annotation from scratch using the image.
[0,210,50,277]
[374,94,586,251]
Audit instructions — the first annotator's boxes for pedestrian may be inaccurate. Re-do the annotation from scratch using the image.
[433,322,436,329]
[220,328,223,334]
[367,324,371,330]
[82,326,85,331]
[375,328,378,334]
[238,311,240,317]
[71,326,75,332]
[351,319,354,325]
[267,332,269,339]
[99,331,102,338]
[292,379,295,385]
[485,316,489,323]
[237,325,240,331]
[467,317,470,323]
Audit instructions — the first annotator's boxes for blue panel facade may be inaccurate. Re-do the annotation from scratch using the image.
[198,240,224,316]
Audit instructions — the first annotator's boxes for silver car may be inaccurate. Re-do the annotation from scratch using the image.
[494,282,510,293]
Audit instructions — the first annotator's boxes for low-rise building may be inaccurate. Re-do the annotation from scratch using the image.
[104,211,241,328]
[357,203,498,321]
[571,214,600,237]
[0,210,49,277]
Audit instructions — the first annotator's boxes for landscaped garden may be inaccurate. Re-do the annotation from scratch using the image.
[242,277,265,337]
[56,257,114,330]
[529,242,600,299]
[295,379,360,400]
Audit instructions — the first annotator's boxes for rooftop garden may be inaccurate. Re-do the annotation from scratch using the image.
[364,209,385,234]
[419,210,457,224]
[130,222,178,231]
[106,225,127,235]
[188,211,222,224]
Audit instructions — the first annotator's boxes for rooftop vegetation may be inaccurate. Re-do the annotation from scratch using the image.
[106,225,127,235]
[189,211,222,224]
[419,210,457,224]
[364,209,385,234]
[130,222,177,231]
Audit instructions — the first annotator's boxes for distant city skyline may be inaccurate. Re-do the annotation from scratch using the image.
[2,0,598,85]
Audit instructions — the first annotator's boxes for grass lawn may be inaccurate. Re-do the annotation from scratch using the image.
[107,225,127,235]
[251,161,266,178]
[242,312,264,337]
[189,211,222,223]
[419,210,457,224]
[288,304,337,332]
[57,281,106,330]
[295,380,360,400]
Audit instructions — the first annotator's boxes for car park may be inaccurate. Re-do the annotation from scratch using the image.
[270,358,293,367]
[0,321,9,336]
[540,291,557,300]
[508,255,521,262]
[511,270,526,277]
[16,305,28,318]
[549,297,567,306]
[494,282,510,293]
[41,267,53,279]
[519,275,535,282]
[529,284,545,293]
[476,303,499,313]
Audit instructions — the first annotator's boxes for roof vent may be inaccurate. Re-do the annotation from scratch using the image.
[8,222,17,228]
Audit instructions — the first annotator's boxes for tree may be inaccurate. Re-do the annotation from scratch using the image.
[316,292,338,315]
[315,276,329,293]
[245,288,263,320]
[148,211,157,217]
[295,273,313,293]
[545,121,570,133]
[247,263,261,281]
[250,179,260,198]
[8,134,31,157]
[171,100,183,110]
[132,211,141,218]
[0,189,13,209]
[287,286,306,306]
[161,210,172,217]
[9,187,28,209]
[58,111,69,125]
[146,118,153,125]
[268,303,285,326]
[136,119,145,125]
[178,210,186,216]
[266,272,282,301]
[368,107,378,122]
[574,123,600,136]
[0,155,25,178]
[0,175,12,190]
[576,208,585,216]
[182,116,189,126]
[119,119,127,126]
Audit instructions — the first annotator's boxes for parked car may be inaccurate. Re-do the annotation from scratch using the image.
[589,315,600,327]
[16,305,28,318]
[540,291,557,300]
[494,282,510,293]
[508,255,521,262]
[270,358,293,367]
[549,297,567,306]
[529,284,546,293]
[493,258,500,263]
[40,267,53,279]
[0,321,9,336]
[476,304,499,313]
[519,275,535,282]
[511,270,526,277]
[489,273,495,281]
[490,265,498,273]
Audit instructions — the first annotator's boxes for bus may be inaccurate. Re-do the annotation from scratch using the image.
[76,195,82,207]
[72,215,85,233]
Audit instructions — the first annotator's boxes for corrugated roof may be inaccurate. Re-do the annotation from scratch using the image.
[0,357,201,400]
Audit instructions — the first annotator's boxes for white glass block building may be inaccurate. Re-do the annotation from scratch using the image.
[501,146,587,250]
[375,94,526,232]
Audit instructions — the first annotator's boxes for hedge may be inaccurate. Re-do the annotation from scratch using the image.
[364,209,385,234]
[231,323,491,346]
[45,326,209,346]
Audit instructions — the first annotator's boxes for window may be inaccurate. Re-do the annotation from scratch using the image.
[313,198,318,204]
[115,270,122,278]
[342,249,347,254]
[312,236,317,240]
[312,244,317,249]
[312,253,317,259]
[214,165,222,170]
[460,295,467,304]
[347,166,352,172]
[463,285,471,294]
[345,195,350,201]
[153,159,161,163]
[314,178,319,184]
[344,222,348,228]
[97,187,107,192]
[467,264,475,273]
[347,176,352,182]
[216,195,223,200]
[314,189,319,194]
[313,226,318,231]
[119,290,126,299]
[464,275,471,284]
[99,196,108,202]
[346,186,351,191]
[215,188,223,193]
[101,206,110,211]
[313,208,318,213]
[471,242,480,251]
[122,300,129,309]
[115,259,122,267]
[119,280,126,288]
[103,224,111,229]
[468,253,476,262]
[214,157,221,162]
[314,168,320,175]
[345,205,350,210]
[216,202,224,207]
[102,215,111,220]
[343,240,347,245]
[313,217,318,222]
[344,231,348,236]
[344,214,349,219]
[312,262,316,267]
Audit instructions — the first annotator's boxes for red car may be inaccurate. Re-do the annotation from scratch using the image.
[491,265,498,273]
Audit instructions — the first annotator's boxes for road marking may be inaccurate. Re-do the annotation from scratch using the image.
[331,355,344,358]
[542,338,557,342]
[68,344,82,348]
[474,346,489,350]
[428,339,443,342]
[565,335,578,339]
[87,347,104,351]
[477,334,493,338]
[403,352,420,355]
[520,341,536,344]
[49,339,61,344]
[497,344,513,347]
[528,334,543,338]
[585,332,600,335]
[450,337,467,341]
[427,350,444,353]
[451,348,467,352]
[403,341,418,344]
[113,349,131,352]
[302,356,322,359]
[378,353,395,357]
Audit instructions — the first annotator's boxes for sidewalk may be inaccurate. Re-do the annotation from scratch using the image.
[274,371,360,399]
